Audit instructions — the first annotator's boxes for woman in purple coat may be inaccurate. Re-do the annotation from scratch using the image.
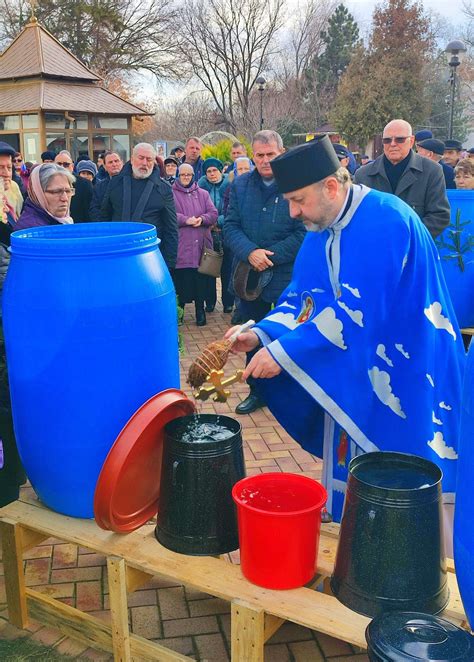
[16,163,75,230]
[172,163,218,326]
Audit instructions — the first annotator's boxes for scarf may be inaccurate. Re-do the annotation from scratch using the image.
[28,166,73,224]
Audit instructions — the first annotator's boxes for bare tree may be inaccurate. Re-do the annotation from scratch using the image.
[175,0,285,133]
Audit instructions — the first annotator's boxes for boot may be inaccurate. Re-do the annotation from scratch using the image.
[195,302,206,327]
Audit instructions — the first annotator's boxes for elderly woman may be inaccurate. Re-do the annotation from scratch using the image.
[454,158,474,190]
[172,163,218,326]
[16,163,75,230]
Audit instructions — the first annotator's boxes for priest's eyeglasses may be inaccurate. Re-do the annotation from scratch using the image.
[382,136,410,145]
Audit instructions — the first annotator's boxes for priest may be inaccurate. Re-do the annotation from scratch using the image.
[227,135,465,530]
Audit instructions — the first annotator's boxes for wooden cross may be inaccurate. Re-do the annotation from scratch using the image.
[193,369,243,403]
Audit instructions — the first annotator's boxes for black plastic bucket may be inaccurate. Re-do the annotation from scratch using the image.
[0,408,26,507]
[155,414,245,555]
[366,611,474,661]
[331,452,448,618]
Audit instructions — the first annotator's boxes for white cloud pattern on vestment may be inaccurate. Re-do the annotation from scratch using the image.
[426,374,435,387]
[368,366,406,419]
[311,307,347,349]
[337,301,364,327]
[341,283,361,298]
[280,302,297,310]
[424,302,456,340]
[395,344,410,359]
[439,402,452,411]
[264,311,298,330]
[428,432,458,460]
[376,344,394,367]
[432,412,442,425]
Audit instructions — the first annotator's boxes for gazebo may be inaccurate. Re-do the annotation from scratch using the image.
[0,17,150,163]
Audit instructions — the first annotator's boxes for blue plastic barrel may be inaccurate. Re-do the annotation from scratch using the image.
[454,339,474,628]
[436,191,474,329]
[2,222,179,518]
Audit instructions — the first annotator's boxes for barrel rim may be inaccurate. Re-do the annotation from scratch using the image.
[164,413,242,445]
[10,222,159,257]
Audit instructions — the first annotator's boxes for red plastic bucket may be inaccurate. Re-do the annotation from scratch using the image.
[232,472,327,589]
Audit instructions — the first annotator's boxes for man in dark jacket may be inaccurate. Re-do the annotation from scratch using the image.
[101,143,178,271]
[89,151,123,221]
[416,138,455,190]
[183,137,204,181]
[354,119,450,238]
[54,151,92,223]
[224,130,306,414]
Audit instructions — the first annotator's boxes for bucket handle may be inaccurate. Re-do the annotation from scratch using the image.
[172,461,181,489]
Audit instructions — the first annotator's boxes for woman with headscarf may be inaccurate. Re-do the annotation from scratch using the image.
[16,163,75,230]
[172,163,218,326]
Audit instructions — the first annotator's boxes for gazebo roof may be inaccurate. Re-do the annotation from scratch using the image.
[0,20,101,82]
[0,19,151,117]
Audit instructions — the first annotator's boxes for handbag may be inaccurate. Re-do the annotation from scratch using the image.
[198,246,223,278]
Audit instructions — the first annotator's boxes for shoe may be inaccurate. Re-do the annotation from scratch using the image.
[205,305,215,313]
[196,309,207,326]
[235,393,264,415]
[231,311,243,324]
[223,305,234,313]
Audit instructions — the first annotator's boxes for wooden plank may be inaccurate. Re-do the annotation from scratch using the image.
[107,557,131,662]
[126,566,154,594]
[0,519,28,628]
[26,588,113,653]
[0,501,464,650]
[264,614,285,643]
[231,600,265,662]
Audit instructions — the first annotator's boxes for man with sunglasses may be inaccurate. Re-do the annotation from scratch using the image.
[355,119,449,238]
[54,151,92,223]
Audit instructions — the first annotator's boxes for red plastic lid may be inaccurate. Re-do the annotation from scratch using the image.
[94,388,195,532]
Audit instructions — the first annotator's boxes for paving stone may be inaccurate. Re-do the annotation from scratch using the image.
[79,648,113,660]
[289,639,325,661]
[37,582,75,599]
[24,557,51,586]
[156,636,196,657]
[195,632,230,661]
[265,643,292,661]
[30,625,65,646]
[54,636,90,656]
[163,615,219,638]
[185,586,213,601]
[158,586,189,619]
[316,632,354,657]
[268,621,314,644]
[23,545,53,560]
[130,604,162,639]
[0,619,31,640]
[78,552,107,567]
[52,542,78,568]
[330,656,370,662]
[51,566,102,583]
[188,597,230,617]
[76,580,103,611]
[276,456,303,472]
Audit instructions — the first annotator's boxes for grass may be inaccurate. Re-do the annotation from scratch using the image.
[0,637,75,661]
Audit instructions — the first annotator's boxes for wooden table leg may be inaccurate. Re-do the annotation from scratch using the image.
[0,519,28,628]
[107,557,131,662]
[231,600,264,662]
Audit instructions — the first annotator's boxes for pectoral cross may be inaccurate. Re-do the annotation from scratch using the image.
[194,369,243,403]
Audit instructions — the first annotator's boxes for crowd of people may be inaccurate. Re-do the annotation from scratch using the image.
[0,124,472,415]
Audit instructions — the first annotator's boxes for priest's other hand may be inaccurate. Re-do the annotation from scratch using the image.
[242,348,282,380]
[224,328,260,354]
[248,249,274,272]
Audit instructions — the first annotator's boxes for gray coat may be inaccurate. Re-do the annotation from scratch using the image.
[354,152,450,238]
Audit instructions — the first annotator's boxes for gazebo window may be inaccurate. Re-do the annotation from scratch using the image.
[92,117,128,129]
[71,115,88,130]
[46,133,66,153]
[45,113,67,129]
[70,135,89,160]
[24,133,40,163]
[112,134,130,161]
[0,115,20,130]
[22,114,39,129]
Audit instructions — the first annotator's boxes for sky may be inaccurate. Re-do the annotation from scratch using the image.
[346,0,466,27]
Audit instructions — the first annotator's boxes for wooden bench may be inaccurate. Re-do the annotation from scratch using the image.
[0,496,467,661]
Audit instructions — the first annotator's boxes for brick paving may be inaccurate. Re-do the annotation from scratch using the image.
[0,302,369,661]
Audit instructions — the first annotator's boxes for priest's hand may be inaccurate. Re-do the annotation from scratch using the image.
[248,249,274,272]
[242,348,282,380]
[224,327,260,353]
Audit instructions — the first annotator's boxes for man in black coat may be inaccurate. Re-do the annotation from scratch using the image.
[54,151,92,223]
[416,138,455,190]
[354,119,450,238]
[101,143,178,271]
[89,151,123,221]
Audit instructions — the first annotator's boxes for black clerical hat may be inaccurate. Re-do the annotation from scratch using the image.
[270,135,340,194]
